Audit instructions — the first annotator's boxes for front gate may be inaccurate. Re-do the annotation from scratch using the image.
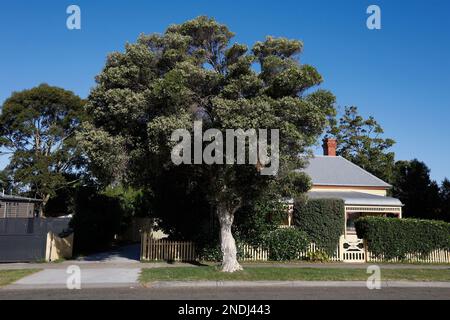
[341,235,366,263]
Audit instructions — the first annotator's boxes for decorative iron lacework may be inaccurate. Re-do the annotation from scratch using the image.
[345,206,401,213]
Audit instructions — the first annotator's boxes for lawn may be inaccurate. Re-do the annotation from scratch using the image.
[0,269,41,287]
[140,266,450,283]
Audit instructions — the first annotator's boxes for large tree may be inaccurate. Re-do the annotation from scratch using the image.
[80,16,335,272]
[0,84,86,212]
[391,159,441,220]
[328,106,395,182]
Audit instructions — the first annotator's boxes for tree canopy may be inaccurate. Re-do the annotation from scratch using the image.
[391,159,441,220]
[0,84,86,210]
[80,16,336,271]
[328,106,395,182]
[440,179,450,222]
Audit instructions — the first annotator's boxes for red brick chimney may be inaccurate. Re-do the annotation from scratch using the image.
[322,138,337,156]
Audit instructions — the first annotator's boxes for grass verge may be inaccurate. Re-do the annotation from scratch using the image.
[0,269,41,287]
[140,266,450,283]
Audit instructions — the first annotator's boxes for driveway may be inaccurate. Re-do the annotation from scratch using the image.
[2,244,142,289]
[76,244,141,264]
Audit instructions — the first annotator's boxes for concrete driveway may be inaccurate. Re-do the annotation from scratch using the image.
[3,244,143,290]
[76,244,141,264]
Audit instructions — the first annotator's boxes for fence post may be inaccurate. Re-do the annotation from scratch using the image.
[338,235,344,261]
[141,232,146,261]
[363,239,368,263]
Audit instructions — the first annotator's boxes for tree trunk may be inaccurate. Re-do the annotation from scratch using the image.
[217,204,243,273]
[39,194,50,217]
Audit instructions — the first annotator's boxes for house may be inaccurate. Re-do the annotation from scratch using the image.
[288,138,402,237]
[0,193,41,218]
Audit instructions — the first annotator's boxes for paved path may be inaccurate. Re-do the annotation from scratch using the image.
[1,286,449,300]
[1,261,449,270]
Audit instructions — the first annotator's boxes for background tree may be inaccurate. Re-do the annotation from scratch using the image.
[328,106,395,182]
[439,178,450,222]
[80,16,336,272]
[0,170,11,194]
[0,84,86,213]
[391,159,441,220]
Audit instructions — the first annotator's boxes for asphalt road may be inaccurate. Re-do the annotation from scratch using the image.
[1,286,449,300]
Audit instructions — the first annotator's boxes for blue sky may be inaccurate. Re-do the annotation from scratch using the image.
[1,0,449,182]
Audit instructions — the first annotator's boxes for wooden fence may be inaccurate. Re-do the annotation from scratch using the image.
[367,249,450,264]
[141,233,196,261]
[299,243,341,262]
[141,233,450,264]
[240,244,269,261]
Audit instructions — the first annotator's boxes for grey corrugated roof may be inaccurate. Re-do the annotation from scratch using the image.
[0,194,42,202]
[302,156,391,188]
[308,191,402,207]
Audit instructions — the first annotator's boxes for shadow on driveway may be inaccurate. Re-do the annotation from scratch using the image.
[77,244,141,263]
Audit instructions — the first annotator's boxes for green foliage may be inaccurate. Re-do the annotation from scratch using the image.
[355,216,450,260]
[440,179,450,222]
[233,188,286,247]
[81,15,335,211]
[294,198,345,255]
[69,187,124,254]
[198,245,223,262]
[0,171,12,194]
[392,160,441,220]
[328,106,395,182]
[306,250,330,263]
[263,228,309,261]
[0,84,86,211]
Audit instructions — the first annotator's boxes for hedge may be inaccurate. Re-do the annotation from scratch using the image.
[294,198,345,255]
[263,228,309,261]
[355,217,450,260]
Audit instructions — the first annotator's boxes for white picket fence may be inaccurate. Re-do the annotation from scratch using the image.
[240,244,269,261]
[141,233,450,264]
[367,249,450,264]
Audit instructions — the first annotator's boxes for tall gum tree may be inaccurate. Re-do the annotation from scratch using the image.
[80,17,336,272]
[0,84,86,214]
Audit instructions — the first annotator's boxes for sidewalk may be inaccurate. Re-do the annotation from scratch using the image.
[1,259,449,290]
[1,261,449,271]
[4,268,141,290]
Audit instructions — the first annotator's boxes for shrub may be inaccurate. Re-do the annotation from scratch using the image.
[198,244,222,262]
[355,216,450,260]
[306,250,330,263]
[263,228,309,261]
[294,198,345,255]
[234,194,286,247]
